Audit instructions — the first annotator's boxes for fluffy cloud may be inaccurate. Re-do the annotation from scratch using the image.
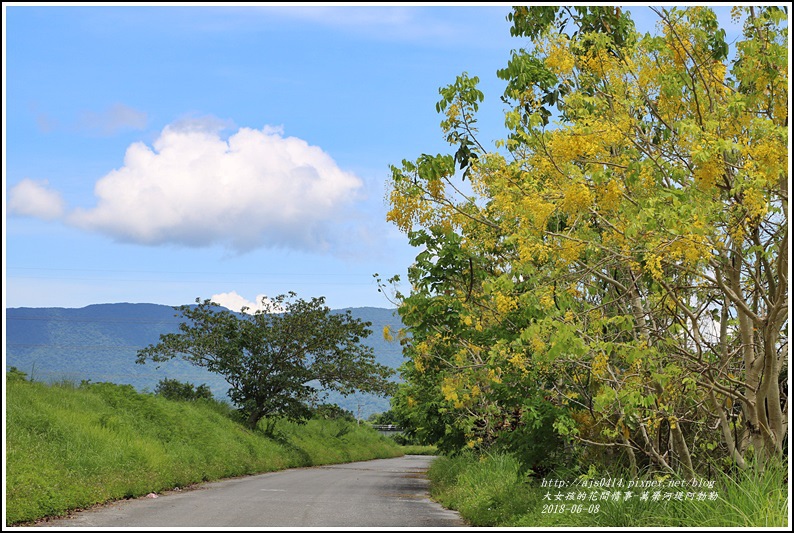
[210,291,281,314]
[67,121,364,252]
[8,179,66,220]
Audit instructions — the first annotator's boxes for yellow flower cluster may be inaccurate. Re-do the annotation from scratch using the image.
[508,349,527,372]
[414,340,430,356]
[662,17,695,70]
[441,377,459,404]
[594,121,628,158]
[561,182,593,215]
[709,61,728,94]
[494,292,518,315]
[487,368,502,384]
[442,374,486,409]
[539,292,555,310]
[578,47,619,79]
[386,188,430,234]
[466,437,483,449]
[445,102,461,123]
[547,129,586,163]
[518,240,551,264]
[634,53,657,93]
[544,35,576,76]
[693,158,721,191]
[558,239,585,265]
[451,348,465,367]
[742,186,768,221]
[566,284,583,299]
[645,253,664,282]
[592,352,609,377]
[639,165,657,192]
[670,39,689,69]
[598,179,623,212]
[746,138,786,188]
[528,152,556,177]
[666,234,710,267]
[521,193,555,233]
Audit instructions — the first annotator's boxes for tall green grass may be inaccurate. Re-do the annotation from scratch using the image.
[6,379,402,525]
[427,452,537,526]
[398,445,438,456]
[427,452,789,527]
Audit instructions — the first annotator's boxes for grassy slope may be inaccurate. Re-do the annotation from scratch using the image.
[426,453,789,528]
[5,380,402,525]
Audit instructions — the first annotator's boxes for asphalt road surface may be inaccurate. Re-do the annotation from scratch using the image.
[37,455,466,528]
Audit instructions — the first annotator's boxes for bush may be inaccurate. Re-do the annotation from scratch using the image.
[154,378,213,402]
[6,366,29,382]
[491,401,569,475]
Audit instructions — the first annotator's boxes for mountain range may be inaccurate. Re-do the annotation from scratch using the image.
[5,303,406,419]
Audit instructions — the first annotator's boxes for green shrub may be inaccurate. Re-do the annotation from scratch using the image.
[154,378,213,401]
[6,366,29,382]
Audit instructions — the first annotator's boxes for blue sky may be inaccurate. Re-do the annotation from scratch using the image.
[4,3,523,311]
[3,4,745,312]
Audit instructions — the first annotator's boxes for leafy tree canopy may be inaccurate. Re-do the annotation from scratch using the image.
[137,293,396,430]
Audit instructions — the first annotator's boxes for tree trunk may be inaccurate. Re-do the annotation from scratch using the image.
[246,408,265,431]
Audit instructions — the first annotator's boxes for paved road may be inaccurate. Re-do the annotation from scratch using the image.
[37,455,466,528]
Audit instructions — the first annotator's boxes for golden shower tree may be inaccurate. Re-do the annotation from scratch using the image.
[386,6,787,475]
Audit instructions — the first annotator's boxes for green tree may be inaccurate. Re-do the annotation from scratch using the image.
[312,403,356,422]
[154,378,214,402]
[137,293,396,430]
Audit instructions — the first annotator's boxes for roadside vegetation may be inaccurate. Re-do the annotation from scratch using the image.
[427,453,789,527]
[5,375,402,526]
[398,445,438,456]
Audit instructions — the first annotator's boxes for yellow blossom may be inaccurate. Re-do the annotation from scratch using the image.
[544,34,576,76]
[441,378,459,403]
[561,182,593,215]
[494,292,518,315]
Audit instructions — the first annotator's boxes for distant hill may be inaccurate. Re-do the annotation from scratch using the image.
[5,303,406,419]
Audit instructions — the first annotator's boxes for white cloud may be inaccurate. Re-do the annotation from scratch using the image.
[77,103,147,136]
[8,179,66,220]
[210,291,280,314]
[67,121,364,252]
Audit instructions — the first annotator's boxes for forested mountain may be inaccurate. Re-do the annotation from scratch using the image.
[5,303,404,419]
